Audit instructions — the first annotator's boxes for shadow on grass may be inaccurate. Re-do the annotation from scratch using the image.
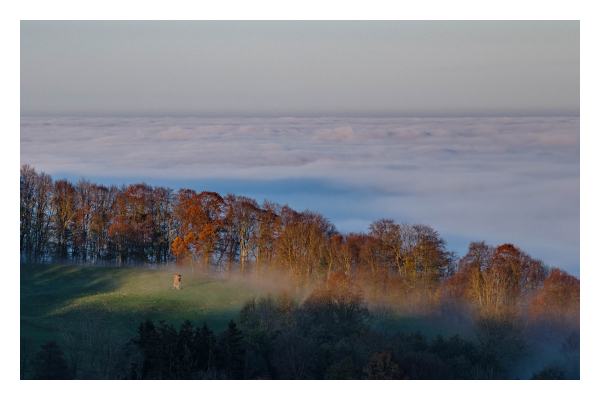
[21,263,273,347]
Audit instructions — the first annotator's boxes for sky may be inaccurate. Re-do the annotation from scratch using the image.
[19,21,580,276]
[21,21,579,117]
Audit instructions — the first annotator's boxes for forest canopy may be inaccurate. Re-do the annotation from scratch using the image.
[20,164,580,380]
[20,164,579,321]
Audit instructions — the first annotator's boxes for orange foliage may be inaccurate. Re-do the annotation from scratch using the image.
[441,269,471,302]
[171,236,191,264]
[529,268,579,323]
[326,272,349,290]
[440,242,550,313]
[21,166,579,325]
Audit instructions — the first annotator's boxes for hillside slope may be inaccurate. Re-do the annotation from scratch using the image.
[21,263,275,347]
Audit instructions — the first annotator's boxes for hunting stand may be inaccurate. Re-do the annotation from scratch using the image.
[173,274,181,290]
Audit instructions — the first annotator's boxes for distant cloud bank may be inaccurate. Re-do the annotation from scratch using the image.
[20,116,580,276]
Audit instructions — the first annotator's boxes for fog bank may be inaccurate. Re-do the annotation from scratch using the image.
[20,116,580,276]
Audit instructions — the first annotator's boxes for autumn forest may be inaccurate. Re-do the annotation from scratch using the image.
[20,164,580,380]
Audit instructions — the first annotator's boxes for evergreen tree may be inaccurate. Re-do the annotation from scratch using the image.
[31,340,72,380]
[196,322,217,373]
[132,319,160,379]
[217,320,245,379]
[175,320,197,379]
[156,320,178,379]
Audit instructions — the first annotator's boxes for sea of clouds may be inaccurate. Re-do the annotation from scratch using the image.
[20,116,580,276]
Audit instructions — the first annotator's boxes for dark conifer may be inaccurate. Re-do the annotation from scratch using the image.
[175,320,197,379]
[196,322,217,373]
[31,340,72,380]
[217,320,245,379]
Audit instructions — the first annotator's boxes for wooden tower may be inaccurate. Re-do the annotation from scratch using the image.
[173,274,181,290]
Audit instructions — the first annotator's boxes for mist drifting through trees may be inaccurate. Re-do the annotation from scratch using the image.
[20,165,579,380]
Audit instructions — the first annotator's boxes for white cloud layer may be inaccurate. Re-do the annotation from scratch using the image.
[20,116,580,275]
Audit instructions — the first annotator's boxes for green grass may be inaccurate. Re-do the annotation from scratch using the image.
[21,263,473,351]
[21,263,275,347]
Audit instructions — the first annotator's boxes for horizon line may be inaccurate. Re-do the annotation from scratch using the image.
[20,112,581,119]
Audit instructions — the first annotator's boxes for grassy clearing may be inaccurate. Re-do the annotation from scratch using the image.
[20,263,275,347]
[21,263,473,349]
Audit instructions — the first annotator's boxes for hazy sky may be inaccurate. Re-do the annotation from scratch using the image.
[19,21,580,275]
[21,21,579,117]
